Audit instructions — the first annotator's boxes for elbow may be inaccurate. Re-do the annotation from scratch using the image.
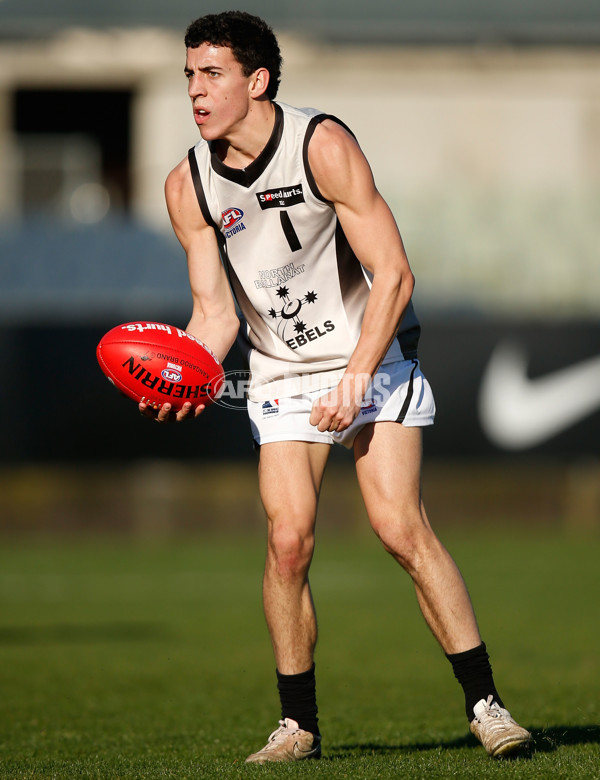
[395,267,414,306]
[224,313,240,345]
[403,269,415,300]
[387,261,414,295]
[394,269,415,327]
[213,315,239,364]
[217,311,240,355]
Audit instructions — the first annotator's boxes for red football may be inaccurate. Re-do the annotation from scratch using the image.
[96,321,224,411]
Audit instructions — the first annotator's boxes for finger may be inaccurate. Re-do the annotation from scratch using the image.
[175,401,199,422]
[328,417,347,433]
[317,414,335,432]
[310,396,330,427]
[175,401,192,420]
[139,397,156,419]
[156,402,172,423]
[331,418,350,433]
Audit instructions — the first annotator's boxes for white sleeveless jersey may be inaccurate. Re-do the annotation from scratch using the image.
[188,102,420,401]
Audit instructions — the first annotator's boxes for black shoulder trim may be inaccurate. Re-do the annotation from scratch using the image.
[302,114,356,202]
[187,146,230,274]
[187,147,219,229]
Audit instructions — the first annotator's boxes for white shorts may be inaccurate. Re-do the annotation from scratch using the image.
[248,359,435,449]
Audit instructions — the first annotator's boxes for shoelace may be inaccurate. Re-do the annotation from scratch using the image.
[476,695,515,728]
[263,720,300,750]
[481,695,502,717]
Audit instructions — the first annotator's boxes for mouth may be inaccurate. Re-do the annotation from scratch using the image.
[194,107,210,125]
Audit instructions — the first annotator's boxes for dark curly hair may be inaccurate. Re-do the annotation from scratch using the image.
[184,11,282,100]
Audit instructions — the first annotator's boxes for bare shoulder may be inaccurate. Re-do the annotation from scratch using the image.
[164,155,210,238]
[165,155,193,208]
[308,119,359,168]
[308,118,374,204]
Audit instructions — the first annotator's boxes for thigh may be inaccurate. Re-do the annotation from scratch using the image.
[353,422,424,522]
[258,440,331,530]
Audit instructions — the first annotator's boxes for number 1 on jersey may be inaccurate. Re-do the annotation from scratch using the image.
[280,211,302,252]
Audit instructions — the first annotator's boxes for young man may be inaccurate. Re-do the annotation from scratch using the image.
[140,10,531,764]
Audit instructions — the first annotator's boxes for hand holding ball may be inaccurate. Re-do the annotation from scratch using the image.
[96,322,224,413]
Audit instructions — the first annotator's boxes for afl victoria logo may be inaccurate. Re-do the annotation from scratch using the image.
[222,207,244,229]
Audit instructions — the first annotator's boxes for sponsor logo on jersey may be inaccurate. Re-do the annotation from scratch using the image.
[262,400,280,416]
[257,184,304,210]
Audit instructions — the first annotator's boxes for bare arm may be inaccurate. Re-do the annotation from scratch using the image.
[140,156,239,423]
[307,120,415,432]
[166,156,239,358]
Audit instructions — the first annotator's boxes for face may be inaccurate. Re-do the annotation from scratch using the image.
[185,43,258,142]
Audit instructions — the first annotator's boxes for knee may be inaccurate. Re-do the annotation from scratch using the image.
[371,509,437,573]
[267,521,315,581]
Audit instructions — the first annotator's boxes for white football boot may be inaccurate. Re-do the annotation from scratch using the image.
[470,695,531,757]
[245,718,321,764]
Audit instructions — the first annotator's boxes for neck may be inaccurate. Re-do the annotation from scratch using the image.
[214,100,276,169]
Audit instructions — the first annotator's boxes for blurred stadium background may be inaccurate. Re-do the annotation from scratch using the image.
[1,0,599,536]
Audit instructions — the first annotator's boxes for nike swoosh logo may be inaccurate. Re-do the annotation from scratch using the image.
[478,341,600,450]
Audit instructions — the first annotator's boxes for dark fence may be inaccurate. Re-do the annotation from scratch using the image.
[1,318,599,463]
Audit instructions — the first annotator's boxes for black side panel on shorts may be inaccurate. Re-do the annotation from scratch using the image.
[396,359,418,423]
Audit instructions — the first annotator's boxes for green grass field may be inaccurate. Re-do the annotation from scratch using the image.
[0,526,598,779]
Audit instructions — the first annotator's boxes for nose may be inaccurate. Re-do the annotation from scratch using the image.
[188,73,207,99]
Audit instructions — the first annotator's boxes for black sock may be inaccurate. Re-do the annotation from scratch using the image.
[276,664,320,736]
[446,642,504,722]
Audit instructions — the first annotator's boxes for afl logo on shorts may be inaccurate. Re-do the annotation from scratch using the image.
[222,207,244,229]
[262,400,280,417]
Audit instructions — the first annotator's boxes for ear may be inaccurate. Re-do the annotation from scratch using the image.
[249,67,270,99]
